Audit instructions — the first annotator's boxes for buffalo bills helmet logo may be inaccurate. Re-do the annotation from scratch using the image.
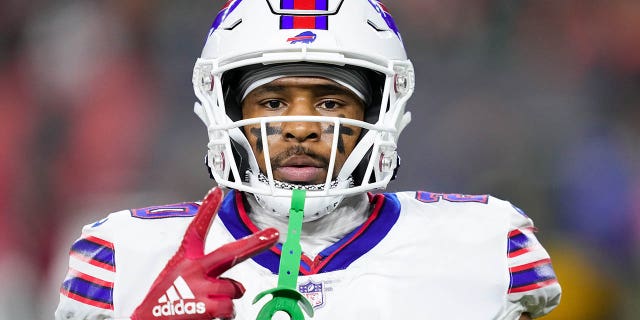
[287,31,317,44]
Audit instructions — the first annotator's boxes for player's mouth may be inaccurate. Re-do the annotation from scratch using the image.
[274,155,327,184]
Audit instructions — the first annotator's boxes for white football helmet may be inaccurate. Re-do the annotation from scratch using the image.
[192,0,414,218]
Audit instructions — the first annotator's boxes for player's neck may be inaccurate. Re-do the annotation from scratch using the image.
[246,193,371,258]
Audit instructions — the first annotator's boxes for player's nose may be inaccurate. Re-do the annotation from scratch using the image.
[281,100,322,143]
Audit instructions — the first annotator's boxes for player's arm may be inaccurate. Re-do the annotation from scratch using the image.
[130,187,279,320]
[505,204,561,318]
[55,216,118,319]
[56,187,279,320]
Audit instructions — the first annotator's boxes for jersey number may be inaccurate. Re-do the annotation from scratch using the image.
[131,203,199,219]
[416,191,489,204]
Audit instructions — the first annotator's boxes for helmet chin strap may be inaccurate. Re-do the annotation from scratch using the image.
[247,171,354,222]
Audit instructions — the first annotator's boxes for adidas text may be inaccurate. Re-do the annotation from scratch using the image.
[152,300,205,317]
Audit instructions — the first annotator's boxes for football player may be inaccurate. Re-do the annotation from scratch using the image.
[55,0,561,319]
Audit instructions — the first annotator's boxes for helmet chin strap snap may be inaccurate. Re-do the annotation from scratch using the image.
[248,171,353,222]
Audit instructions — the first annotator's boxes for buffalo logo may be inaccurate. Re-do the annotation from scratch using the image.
[287,31,317,44]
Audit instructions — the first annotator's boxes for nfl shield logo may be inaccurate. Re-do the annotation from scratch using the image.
[298,280,324,309]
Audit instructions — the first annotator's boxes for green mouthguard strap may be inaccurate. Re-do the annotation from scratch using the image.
[253,189,314,320]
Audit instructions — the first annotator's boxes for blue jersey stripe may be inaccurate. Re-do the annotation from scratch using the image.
[71,239,115,267]
[62,277,113,305]
[507,231,530,254]
[510,262,557,289]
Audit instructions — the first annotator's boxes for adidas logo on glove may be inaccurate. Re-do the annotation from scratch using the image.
[152,276,205,317]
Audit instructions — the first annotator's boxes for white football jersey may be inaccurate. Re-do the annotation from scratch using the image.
[55,190,561,320]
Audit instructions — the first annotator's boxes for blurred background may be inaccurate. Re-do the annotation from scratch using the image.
[1,0,638,319]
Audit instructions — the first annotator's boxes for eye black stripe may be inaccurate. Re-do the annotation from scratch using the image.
[324,125,354,154]
[250,124,281,152]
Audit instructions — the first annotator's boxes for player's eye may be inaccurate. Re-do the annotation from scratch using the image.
[319,100,339,109]
[264,100,282,109]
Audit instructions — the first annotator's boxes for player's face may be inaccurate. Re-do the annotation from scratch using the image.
[242,77,365,185]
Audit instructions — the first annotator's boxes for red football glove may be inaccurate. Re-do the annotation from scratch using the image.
[131,187,279,320]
